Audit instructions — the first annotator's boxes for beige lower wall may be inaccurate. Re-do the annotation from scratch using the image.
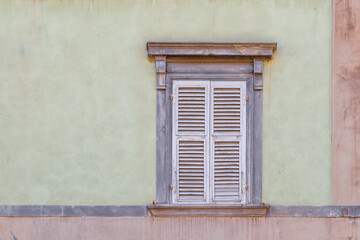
[1,216,359,240]
[332,0,360,204]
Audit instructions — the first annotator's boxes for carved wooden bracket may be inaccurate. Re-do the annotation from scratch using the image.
[253,59,264,90]
[155,56,166,90]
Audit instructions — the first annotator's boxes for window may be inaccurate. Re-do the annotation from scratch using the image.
[147,42,276,207]
[172,80,246,204]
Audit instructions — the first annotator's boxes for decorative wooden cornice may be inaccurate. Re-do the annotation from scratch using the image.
[147,204,270,217]
[147,42,277,90]
[147,42,277,59]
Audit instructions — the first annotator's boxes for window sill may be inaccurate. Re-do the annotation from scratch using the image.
[147,204,270,217]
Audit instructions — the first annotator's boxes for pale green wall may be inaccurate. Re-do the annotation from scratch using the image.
[0,0,331,205]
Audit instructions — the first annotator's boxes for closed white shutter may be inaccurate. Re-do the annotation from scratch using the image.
[172,80,246,204]
[172,80,210,203]
[210,81,246,203]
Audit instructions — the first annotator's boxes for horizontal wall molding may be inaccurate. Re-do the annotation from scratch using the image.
[148,204,270,217]
[0,205,148,217]
[269,205,360,218]
[1,205,360,218]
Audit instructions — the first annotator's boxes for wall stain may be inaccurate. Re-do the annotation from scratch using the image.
[336,0,357,40]
[10,231,18,240]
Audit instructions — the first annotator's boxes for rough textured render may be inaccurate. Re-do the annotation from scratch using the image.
[333,0,360,204]
[0,217,360,240]
[0,0,331,205]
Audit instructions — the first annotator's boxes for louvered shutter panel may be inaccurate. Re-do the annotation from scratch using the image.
[172,80,209,203]
[210,81,246,203]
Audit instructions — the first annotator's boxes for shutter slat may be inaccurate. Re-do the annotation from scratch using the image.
[214,117,240,119]
[178,112,205,115]
[179,194,204,196]
[178,123,205,126]
[178,128,204,132]
[179,117,205,120]
[214,167,239,170]
[215,98,240,100]
[180,167,204,170]
[179,170,205,173]
[179,188,204,191]
[179,164,204,167]
[214,181,238,184]
[179,184,204,187]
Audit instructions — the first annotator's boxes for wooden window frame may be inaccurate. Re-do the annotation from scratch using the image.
[147,42,277,206]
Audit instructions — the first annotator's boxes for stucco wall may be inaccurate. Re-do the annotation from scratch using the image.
[0,0,331,205]
[332,0,360,205]
[1,216,360,240]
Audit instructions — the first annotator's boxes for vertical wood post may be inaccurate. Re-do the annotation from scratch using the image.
[155,56,170,203]
[252,59,264,204]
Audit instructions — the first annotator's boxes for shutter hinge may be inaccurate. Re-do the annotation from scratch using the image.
[171,95,174,101]
[246,95,248,102]
[245,184,248,190]
[170,184,173,191]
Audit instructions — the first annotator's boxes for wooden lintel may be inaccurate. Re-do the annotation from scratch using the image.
[147,42,277,59]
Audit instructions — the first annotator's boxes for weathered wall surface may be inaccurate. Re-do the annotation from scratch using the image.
[333,0,360,204]
[0,0,331,205]
[1,216,360,240]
